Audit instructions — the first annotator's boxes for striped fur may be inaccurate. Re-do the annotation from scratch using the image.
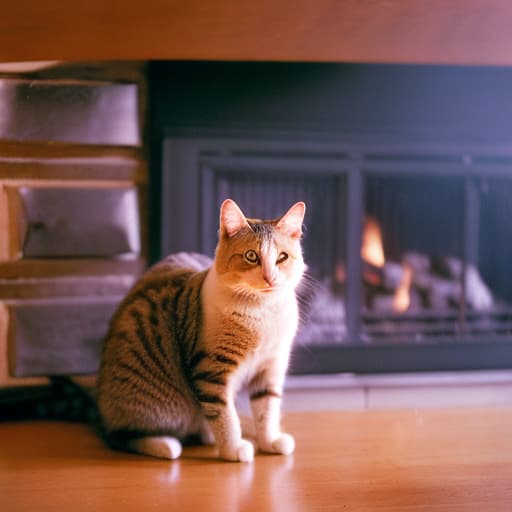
[97,199,306,462]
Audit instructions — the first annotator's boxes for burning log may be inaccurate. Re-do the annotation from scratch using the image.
[414,272,462,309]
[361,217,494,315]
[363,261,405,292]
[431,255,463,279]
[413,256,493,311]
[465,265,493,310]
[429,256,493,310]
[402,251,431,274]
[369,293,396,312]
[363,261,407,313]
[362,219,415,313]
[368,285,422,314]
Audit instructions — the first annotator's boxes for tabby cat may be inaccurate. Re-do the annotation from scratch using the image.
[97,199,306,462]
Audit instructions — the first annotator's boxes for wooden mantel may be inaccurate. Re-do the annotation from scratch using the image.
[1,1,512,65]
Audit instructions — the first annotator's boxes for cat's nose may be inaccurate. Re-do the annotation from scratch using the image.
[261,257,277,287]
[262,269,276,287]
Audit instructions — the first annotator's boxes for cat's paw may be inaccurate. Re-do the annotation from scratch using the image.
[259,433,295,455]
[219,439,255,463]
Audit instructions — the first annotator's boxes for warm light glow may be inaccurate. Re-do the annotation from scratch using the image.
[361,217,385,268]
[393,264,413,313]
[0,61,59,73]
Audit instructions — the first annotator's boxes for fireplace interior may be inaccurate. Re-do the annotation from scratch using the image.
[150,61,512,374]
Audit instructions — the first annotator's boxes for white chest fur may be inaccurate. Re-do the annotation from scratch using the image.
[200,269,299,384]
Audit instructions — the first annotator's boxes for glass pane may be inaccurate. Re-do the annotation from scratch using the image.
[477,177,512,337]
[211,168,348,344]
[361,174,466,343]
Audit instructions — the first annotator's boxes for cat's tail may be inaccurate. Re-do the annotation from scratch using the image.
[104,431,184,460]
[0,376,99,424]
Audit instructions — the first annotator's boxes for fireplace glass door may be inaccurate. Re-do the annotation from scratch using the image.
[161,135,512,374]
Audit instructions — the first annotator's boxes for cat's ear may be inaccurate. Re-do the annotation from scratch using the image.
[220,199,251,238]
[276,202,306,239]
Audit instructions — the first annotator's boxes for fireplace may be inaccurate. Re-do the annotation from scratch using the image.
[150,61,512,374]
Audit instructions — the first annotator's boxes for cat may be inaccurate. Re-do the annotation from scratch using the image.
[96,198,306,462]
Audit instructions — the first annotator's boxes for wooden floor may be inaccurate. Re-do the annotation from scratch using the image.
[1,408,512,511]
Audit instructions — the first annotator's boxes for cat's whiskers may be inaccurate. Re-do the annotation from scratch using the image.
[226,284,284,311]
[295,271,319,326]
[231,284,256,301]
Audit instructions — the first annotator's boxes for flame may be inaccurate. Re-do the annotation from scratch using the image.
[361,216,413,313]
[361,217,385,268]
[393,264,413,313]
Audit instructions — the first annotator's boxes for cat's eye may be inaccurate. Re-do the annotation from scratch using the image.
[276,252,289,264]
[244,249,259,264]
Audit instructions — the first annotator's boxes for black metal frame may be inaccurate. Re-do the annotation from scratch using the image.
[290,338,512,375]
[160,131,512,374]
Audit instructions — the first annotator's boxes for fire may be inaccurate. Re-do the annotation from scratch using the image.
[361,217,385,268]
[361,217,412,313]
[393,264,413,313]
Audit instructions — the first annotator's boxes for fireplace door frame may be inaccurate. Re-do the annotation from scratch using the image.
[160,131,512,374]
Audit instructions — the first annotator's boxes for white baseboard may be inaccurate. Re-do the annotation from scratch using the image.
[282,370,512,411]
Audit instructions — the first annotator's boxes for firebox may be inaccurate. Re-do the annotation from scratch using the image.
[150,61,512,374]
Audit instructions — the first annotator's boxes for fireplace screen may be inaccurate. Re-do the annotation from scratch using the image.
[362,174,512,342]
[201,168,348,345]
[161,136,512,373]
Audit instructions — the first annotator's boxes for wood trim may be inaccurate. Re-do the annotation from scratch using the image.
[3,187,24,261]
[0,259,146,279]
[0,62,147,82]
[0,186,10,261]
[0,275,136,299]
[0,142,146,184]
[0,303,46,386]
[0,162,146,183]
[0,141,144,160]
[1,1,512,65]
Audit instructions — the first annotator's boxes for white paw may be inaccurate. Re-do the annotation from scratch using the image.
[272,433,295,455]
[260,433,295,455]
[220,439,255,463]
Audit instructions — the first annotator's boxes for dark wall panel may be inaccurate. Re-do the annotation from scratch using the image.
[150,62,512,143]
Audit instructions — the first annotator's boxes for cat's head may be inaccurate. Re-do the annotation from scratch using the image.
[214,199,306,298]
